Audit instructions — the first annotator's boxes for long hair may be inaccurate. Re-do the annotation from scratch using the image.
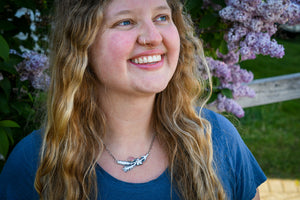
[156,1,226,199]
[35,0,226,199]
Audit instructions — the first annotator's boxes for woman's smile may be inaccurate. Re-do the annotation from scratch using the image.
[130,54,162,65]
[129,49,166,70]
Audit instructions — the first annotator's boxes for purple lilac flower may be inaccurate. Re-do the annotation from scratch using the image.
[221,81,255,99]
[234,85,255,98]
[15,51,50,91]
[217,50,240,65]
[195,55,209,80]
[218,0,300,62]
[206,57,231,80]
[220,6,251,22]
[219,6,236,21]
[215,94,245,118]
[206,57,254,91]
[226,25,249,43]
[226,0,261,10]
[0,72,3,81]
[286,3,300,24]
[202,0,223,11]
[31,73,50,91]
[240,32,285,59]
[249,19,264,32]
[227,42,239,51]
[205,56,255,117]
[204,0,299,117]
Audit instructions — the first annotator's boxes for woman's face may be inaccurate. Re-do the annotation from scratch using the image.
[89,0,180,98]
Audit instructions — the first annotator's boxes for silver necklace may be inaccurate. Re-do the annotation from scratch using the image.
[104,135,155,172]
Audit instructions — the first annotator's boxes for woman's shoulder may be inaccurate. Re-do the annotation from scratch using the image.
[1,129,43,175]
[200,108,241,143]
[200,108,267,200]
[200,108,248,158]
[0,130,42,199]
[10,130,43,160]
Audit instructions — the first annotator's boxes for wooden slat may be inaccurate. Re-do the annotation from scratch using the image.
[236,73,300,108]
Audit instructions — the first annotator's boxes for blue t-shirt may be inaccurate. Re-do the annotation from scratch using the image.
[0,109,266,200]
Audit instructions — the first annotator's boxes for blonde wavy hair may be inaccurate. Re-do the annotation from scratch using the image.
[35,0,226,199]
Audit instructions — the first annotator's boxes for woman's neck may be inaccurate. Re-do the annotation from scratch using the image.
[97,92,168,182]
[99,92,156,155]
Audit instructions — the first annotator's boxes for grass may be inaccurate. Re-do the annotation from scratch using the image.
[236,34,300,179]
[237,101,300,179]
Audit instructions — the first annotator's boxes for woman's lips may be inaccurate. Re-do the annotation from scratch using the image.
[129,54,165,70]
[131,54,162,64]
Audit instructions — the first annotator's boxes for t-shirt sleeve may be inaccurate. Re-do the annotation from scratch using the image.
[0,131,41,200]
[202,109,267,200]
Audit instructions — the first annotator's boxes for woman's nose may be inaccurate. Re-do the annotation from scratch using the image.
[138,21,163,47]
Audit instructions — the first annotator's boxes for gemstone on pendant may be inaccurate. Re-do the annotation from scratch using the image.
[127,156,135,161]
[135,159,143,165]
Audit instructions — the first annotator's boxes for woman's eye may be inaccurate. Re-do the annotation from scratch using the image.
[118,20,132,26]
[155,15,168,22]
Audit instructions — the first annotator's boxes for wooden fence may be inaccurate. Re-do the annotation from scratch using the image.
[207,72,300,112]
[237,72,300,108]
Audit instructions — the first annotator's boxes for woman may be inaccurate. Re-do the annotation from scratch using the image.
[0,0,266,199]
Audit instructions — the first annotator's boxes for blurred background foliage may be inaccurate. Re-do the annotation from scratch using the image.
[0,0,53,170]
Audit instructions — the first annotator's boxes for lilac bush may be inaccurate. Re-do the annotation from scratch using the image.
[0,0,53,164]
[197,0,300,117]
[215,94,245,118]
[13,50,50,91]
[201,57,254,117]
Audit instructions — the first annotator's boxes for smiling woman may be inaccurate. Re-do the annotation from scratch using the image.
[0,0,266,200]
[89,0,180,96]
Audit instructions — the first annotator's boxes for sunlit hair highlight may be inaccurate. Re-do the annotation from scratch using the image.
[35,0,109,199]
[35,0,226,199]
[155,0,226,199]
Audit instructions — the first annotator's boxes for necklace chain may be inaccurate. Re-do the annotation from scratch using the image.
[104,134,156,172]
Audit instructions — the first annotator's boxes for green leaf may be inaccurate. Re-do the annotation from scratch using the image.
[0,120,20,128]
[211,39,222,50]
[221,88,233,99]
[199,13,219,29]
[14,0,37,10]
[27,92,34,102]
[0,77,11,99]
[0,35,9,62]
[208,92,218,104]
[0,95,10,114]
[212,76,221,87]
[185,0,203,17]
[0,59,19,74]
[0,128,10,158]
[0,21,16,32]
[212,0,226,7]
[11,101,35,118]
[3,127,14,145]
[0,1,4,12]
[219,39,229,54]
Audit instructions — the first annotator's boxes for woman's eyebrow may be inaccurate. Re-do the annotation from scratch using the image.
[112,5,171,17]
[113,9,132,17]
[154,5,171,12]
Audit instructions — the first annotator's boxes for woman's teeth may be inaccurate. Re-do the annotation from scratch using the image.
[131,55,162,64]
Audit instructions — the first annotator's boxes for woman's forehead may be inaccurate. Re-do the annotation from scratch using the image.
[104,0,171,17]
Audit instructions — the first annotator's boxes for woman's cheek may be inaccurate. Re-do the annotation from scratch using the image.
[166,26,180,64]
[106,32,134,58]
